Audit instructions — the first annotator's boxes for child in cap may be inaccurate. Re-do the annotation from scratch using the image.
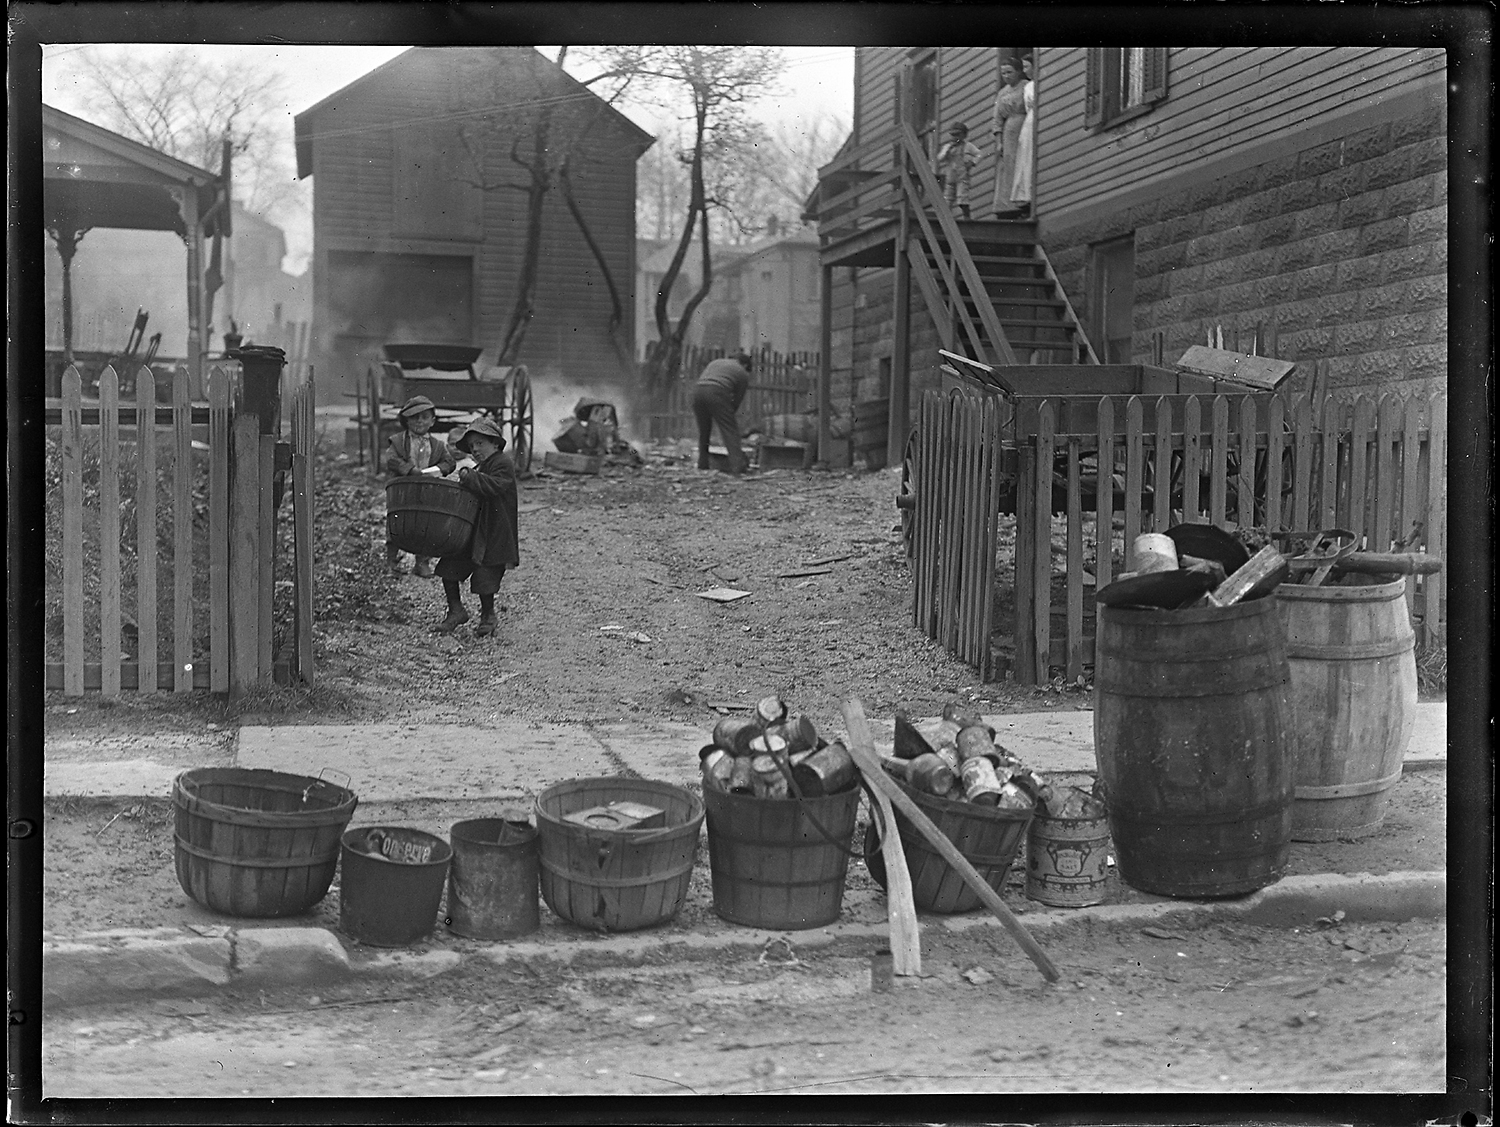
[435,416,518,636]
[385,395,456,577]
[935,123,982,219]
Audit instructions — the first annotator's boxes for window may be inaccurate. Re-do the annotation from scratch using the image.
[1085,48,1169,130]
[897,50,939,138]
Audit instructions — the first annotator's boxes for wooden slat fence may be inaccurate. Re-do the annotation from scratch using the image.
[643,344,819,441]
[910,387,1447,685]
[47,362,316,696]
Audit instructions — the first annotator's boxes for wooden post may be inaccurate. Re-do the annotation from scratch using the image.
[1182,395,1202,523]
[1095,396,1116,591]
[210,368,231,693]
[1066,435,1083,682]
[1014,438,1036,684]
[99,366,121,697]
[137,369,158,693]
[1153,396,1173,532]
[229,414,261,698]
[173,366,194,691]
[61,366,84,697]
[1033,400,1055,683]
[294,371,316,684]
[180,184,203,395]
[258,433,275,685]
[888,197,913,471]
[818,264,833,467]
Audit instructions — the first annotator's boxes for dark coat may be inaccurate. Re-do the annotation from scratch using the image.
[457,448,520,567]
[385,431,457,478]
[695,357,751,411]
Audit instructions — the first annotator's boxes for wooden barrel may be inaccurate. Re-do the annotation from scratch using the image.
[385,477,479,558]
[535,778,703,932]
[1276,577,1417,841]
[172,768,358,918]
[1094,597,1293,898]
[705,785,860,929]
[863,779,1030,913]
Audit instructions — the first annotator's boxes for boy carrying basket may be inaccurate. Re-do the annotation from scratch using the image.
[435,417,519,637]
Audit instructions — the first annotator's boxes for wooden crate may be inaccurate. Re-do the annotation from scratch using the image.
[544,450,603,474]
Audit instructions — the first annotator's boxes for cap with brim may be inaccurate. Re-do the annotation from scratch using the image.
[399,395,437,418]
[453,416,507,453]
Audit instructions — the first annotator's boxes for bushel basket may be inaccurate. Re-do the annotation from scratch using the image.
[172,768,358,918]
[386,476,479,558]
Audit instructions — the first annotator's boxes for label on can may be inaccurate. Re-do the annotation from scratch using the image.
[933,745,961,774]
[961,755,1002,803]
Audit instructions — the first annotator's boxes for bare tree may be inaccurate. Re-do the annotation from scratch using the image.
[582,46,785,390]
[71,46,297,218]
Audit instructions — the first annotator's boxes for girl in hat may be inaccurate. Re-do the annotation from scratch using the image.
[385,395,456,576]
[435,416,519,636]
[936,122,982,219]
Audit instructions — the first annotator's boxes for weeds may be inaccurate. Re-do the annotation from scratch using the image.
[1415,643,1446,698]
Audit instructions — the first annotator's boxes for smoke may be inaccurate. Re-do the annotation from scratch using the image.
[528,372,651,450]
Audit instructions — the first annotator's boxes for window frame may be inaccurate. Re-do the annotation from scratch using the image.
[1084,47,1169,132]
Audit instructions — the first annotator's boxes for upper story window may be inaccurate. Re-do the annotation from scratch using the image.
[1085,48,1169,130]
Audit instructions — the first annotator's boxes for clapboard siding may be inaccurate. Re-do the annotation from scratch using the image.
[299,47,651,388]
[1040,46,1446,217]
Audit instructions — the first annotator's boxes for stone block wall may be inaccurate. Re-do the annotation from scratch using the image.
[1043,97,1447,398]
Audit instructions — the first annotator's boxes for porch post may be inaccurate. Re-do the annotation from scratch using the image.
[818,262,832,466]
[181,182,204,393]
[888,195,913,469]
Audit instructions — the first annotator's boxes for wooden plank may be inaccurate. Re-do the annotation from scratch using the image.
[1291,395,1313,532]
[1319,396,1341,531]
[98,367,121,697]
[230,415,261,697]
[1400,394,1423,622]
[941,395,963,649]
[1181,395,1201,524]
[959,400,980,663]
[1014,437,1036,682]
[918,393,937,635]
[978,398,1002,682]
[1095,397,1115,591]
[1210,395,1229,528]
[258,434,276,685]
[1348,396,1375,547]
[136,370,158,694]
[1373,393,1400,551]
[1152,396,1173,532]
[1238,395,1257,530]
[1065,435,1084,682]
[61,367,84,697]
[910,394,926,629]
[1174,344,1296,390]
[1123,396,1143,560]
[1422,394,1446,646]
[1033,400,1055,684]
[45,661,216,692]
[1266,395,1285,533]
[173,367,194,692]
[295,376,316,685]
[209,369,231,694]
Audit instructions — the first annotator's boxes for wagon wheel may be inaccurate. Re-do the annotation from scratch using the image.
[898,427,919,558]
[507,365,534,475]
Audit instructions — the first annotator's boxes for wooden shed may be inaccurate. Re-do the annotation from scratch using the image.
[295,47,654,399]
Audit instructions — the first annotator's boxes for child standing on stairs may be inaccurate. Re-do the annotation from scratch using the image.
[935,122,982,219]
[434,417,519,637]
[385,395,456,577]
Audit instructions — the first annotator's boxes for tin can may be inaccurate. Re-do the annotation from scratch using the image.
[772,713,819,754]
[995,780,1035,811]
[700,745,732,792]
[928,718,962,750]
[960,755,1003,805]
[755,694,788,727]
[955,725,995,762]
[1130,532,1179,575]
[727,755,756,795]
[747,733,789,758]
[790,740,856,797]
[933,745,961,775]
[943,702,985,728]
[751,754,789,799]
[887,753,957,797]
[713,716,763,756]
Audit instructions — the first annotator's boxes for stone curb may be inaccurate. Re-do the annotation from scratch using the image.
[42,870,1445,1009]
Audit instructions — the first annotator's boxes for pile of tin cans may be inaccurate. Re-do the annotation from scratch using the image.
[883,702,1045,809]
[699,695,858,799]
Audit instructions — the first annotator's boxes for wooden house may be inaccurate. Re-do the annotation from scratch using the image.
[295,47,654,398]
[805,46,1448,465]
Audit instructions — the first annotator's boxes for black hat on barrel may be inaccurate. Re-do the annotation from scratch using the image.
[453,416,507,453]
[398,395,437,418]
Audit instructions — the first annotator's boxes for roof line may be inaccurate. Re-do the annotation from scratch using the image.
[42,103,219,183]
[293,47,417,122]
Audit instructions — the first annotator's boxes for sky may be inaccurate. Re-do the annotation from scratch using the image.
[40,43,855,274]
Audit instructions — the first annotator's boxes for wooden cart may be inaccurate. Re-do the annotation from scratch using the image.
[362,343,535,474]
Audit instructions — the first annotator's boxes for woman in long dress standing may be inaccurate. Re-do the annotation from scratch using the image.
[1010,54,1036,217]
[990,58,1028,217]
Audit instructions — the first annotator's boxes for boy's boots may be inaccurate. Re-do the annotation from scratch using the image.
[414,556,435,578]
[435,580,470,633]
[386,543,406,574]
[475,594,498,637]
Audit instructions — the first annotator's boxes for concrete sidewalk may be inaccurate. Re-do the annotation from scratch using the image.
[42,703,1449,800]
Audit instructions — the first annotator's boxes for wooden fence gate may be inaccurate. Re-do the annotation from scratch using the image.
[909,386,1447,685]
[49,362,315,696]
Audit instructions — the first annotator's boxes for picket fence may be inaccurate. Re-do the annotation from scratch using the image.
[909,387,1448,685]
[49,362,315,696]
[642,344,818,441]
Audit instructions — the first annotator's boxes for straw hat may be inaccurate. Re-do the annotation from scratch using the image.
[398,395,437,418]
[453,416,507,453]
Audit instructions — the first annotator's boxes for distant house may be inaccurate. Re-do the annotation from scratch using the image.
[635,239,749,356]
[806,46,1448,459]
[294,47,654,397]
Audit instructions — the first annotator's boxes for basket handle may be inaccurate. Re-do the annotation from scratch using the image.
[771,747,869,861]
[302,768,353,804]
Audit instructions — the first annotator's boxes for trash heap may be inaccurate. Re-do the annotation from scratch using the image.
[1095,524,1290,612]
[1033,780,1107,821]
[700,695,857,799]
[883,702,1045,810]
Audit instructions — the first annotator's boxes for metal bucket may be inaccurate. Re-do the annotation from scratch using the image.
[446,816,540,940]
[1025,812,1111,907]
[339,826,452,946]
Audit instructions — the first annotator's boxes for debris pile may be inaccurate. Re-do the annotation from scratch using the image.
[552,398,642,465]
[699,694,857,799]
[1095,525,1290,611]
[1033,780,1107,821]
[883,702,1046,811]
